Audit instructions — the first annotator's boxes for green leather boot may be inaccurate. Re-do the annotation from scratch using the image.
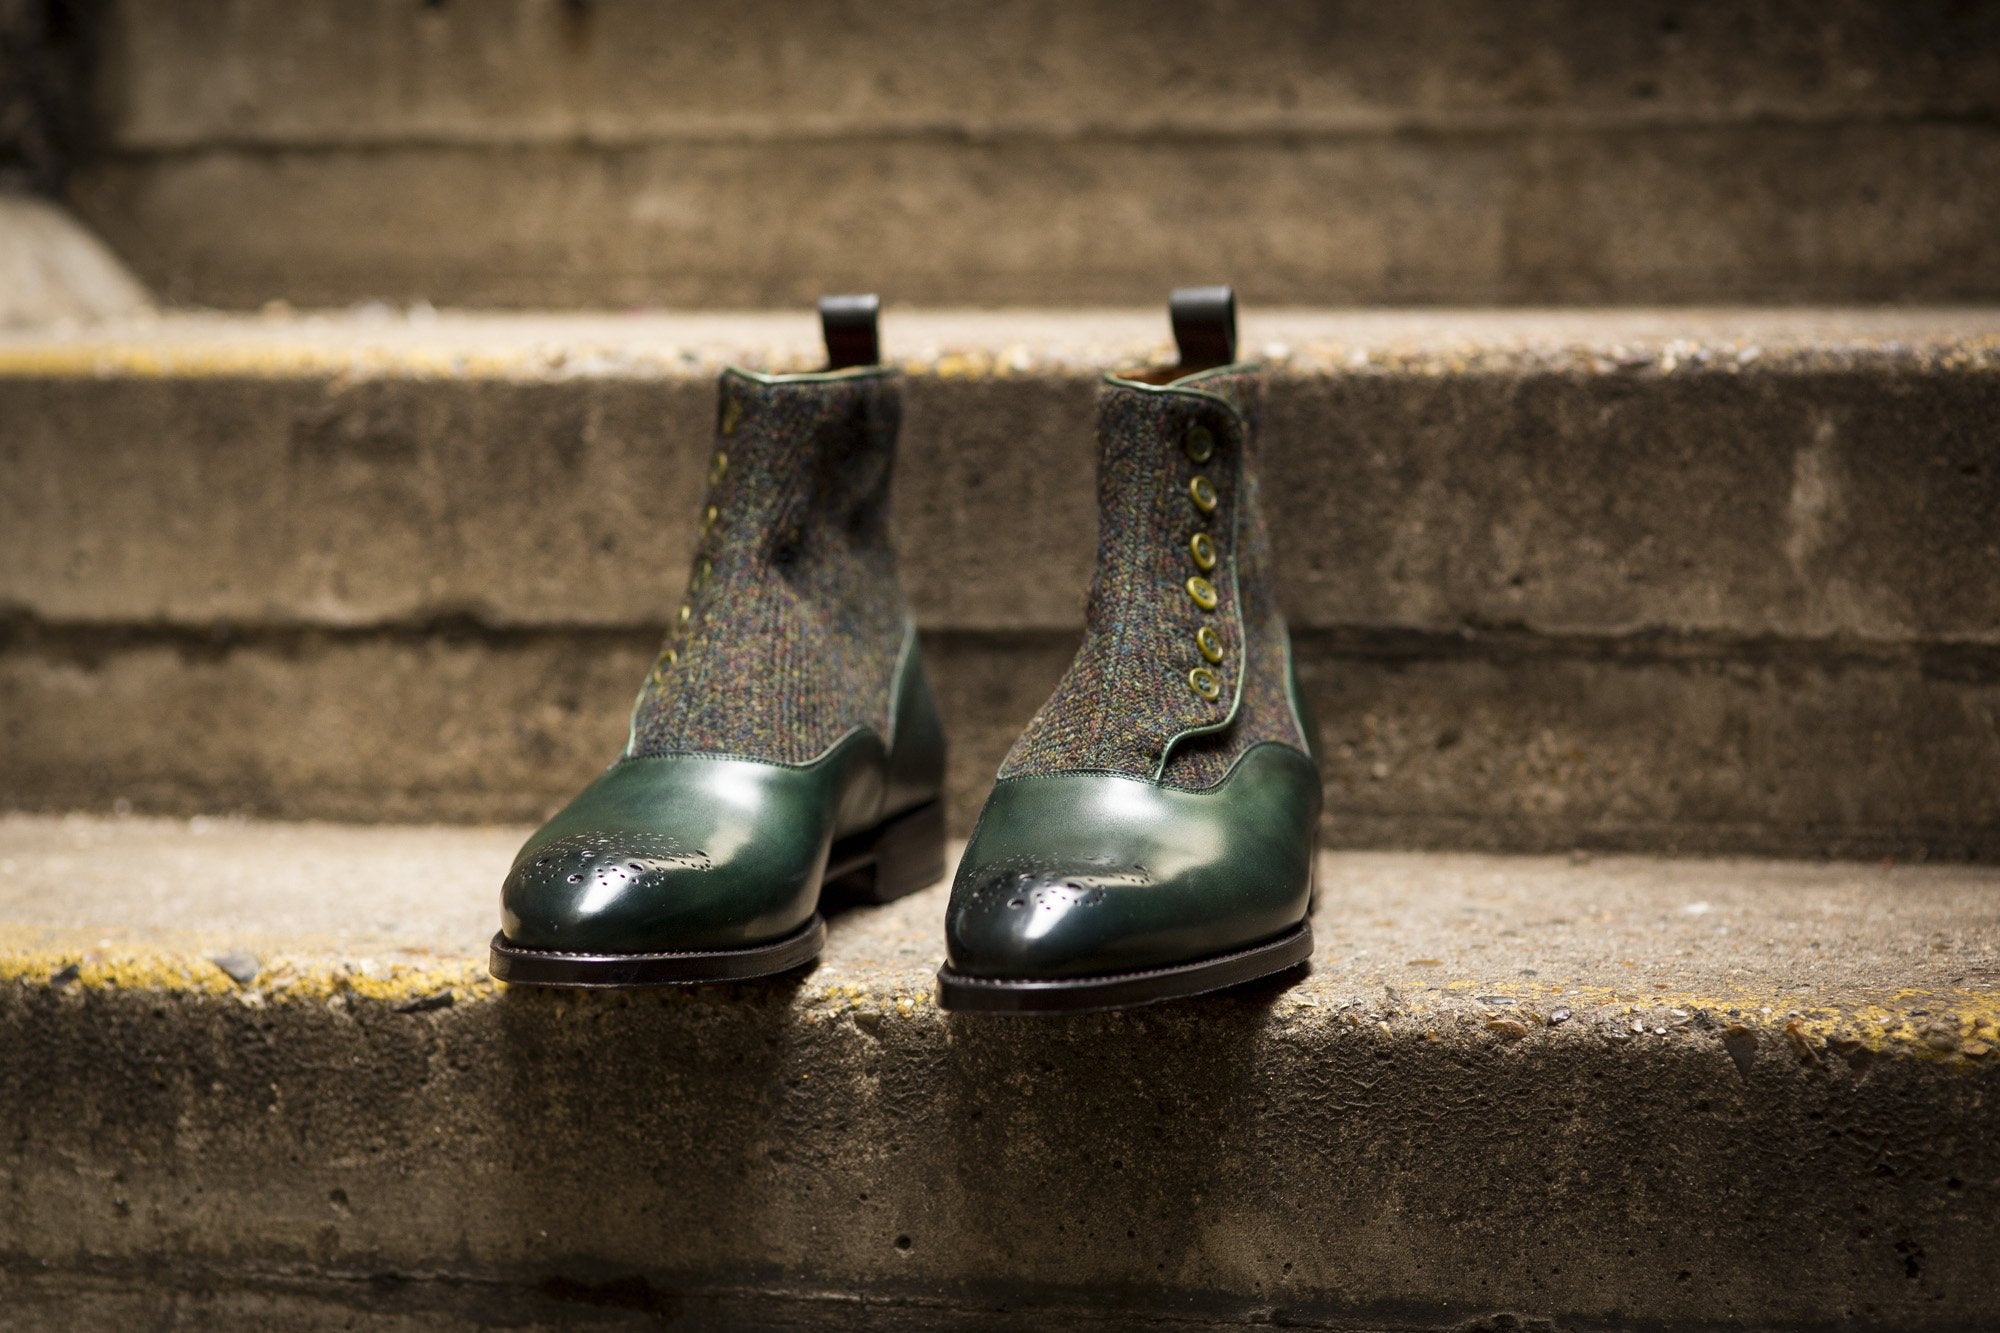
[491,297,947,987]
[937,289,1320,1014]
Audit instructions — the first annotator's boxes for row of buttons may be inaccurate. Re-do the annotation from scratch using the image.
[1182,421,1224,702]
[648,396,737,687]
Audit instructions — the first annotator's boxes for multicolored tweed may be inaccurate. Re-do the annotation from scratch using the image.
[998,366,1310,789]
[627,367,909,764]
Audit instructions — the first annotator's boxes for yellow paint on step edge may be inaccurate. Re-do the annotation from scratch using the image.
[3,934,1992,1060]
[0,937,493,1005]
[1431,978,2000,1062]
[0,939,933,1015]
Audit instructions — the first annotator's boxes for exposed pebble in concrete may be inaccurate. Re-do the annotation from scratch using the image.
[1721,1025,1759,1076]
[208,951,260,986]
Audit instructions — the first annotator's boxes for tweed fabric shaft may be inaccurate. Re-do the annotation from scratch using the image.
[628,367,908,764]
[999,366,1309,789]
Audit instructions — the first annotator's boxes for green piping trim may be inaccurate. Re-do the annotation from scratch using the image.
[990,738,1318,799]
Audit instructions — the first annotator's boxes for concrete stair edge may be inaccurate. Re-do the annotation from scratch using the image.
[1,814,1996,1330]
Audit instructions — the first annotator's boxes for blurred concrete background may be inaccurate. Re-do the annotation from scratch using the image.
[7,0,2000,308]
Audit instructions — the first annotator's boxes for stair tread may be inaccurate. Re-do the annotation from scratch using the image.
[4,814,1993,1050]
[5,813,1996,1327]
[5,306,2000,380]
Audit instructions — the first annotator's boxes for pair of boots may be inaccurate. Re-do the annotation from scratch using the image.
[488,290,1320,1015]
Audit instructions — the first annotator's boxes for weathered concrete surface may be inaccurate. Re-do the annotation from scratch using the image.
[4,309,1997,640]
[3,626,1997,860]
[65,127,2000,308]
[55,1,2000,305]
[90,0,2000,146]
[2,310,1995,855]
[0,816,1995,1330]
[0,193,152,327]
[1293,629,2000,862]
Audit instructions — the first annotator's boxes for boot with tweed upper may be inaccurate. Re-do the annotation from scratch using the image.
[491,297,946,987]
[937,289,1320,1014]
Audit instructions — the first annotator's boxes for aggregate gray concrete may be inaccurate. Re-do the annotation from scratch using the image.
[1,816,1995,1329]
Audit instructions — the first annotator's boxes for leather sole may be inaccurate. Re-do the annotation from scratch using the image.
[933,920,1313,1016]
[489,799,945,988]
[489,914,827,988]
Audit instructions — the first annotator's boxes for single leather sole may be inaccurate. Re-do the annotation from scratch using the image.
[934,919,1313,1016]
[489,914,828,988]
[490,799,944,988]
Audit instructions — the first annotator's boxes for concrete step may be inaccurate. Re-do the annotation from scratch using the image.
[95,1,2000,146]
[3,308,1996,857]
[0,194,152,327]
[1,815,1995,1330]
[48,1,2000,306]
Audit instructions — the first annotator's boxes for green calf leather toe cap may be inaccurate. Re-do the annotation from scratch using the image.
[944,743,1320,981]
[500,749,875,954]
[502,826,760,954]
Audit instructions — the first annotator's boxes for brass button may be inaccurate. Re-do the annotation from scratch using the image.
[692,558,712,590]
[701,503,719,532]
[1189,531,1217,571]
[1184,423,1215,464]
[1186,575,1218,610]
[709,451,728,485]
[1196,625,1224,662]
[677,603,692,626]
[1188,666,1221,701]
[720,396,742,436]
[1189,475,1217,513]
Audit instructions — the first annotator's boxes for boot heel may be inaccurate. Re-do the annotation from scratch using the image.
[832,800,945,905]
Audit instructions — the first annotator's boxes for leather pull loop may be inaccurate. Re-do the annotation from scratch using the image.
[819,293,881,370]
[1169,286,1237,370]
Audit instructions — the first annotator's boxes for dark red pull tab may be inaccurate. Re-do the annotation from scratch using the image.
[819,294,881,369]
[1169,286,1237,369]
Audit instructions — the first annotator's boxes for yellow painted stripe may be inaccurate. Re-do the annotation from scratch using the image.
[3,936,1993,1061]
[0,942,492,1003]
